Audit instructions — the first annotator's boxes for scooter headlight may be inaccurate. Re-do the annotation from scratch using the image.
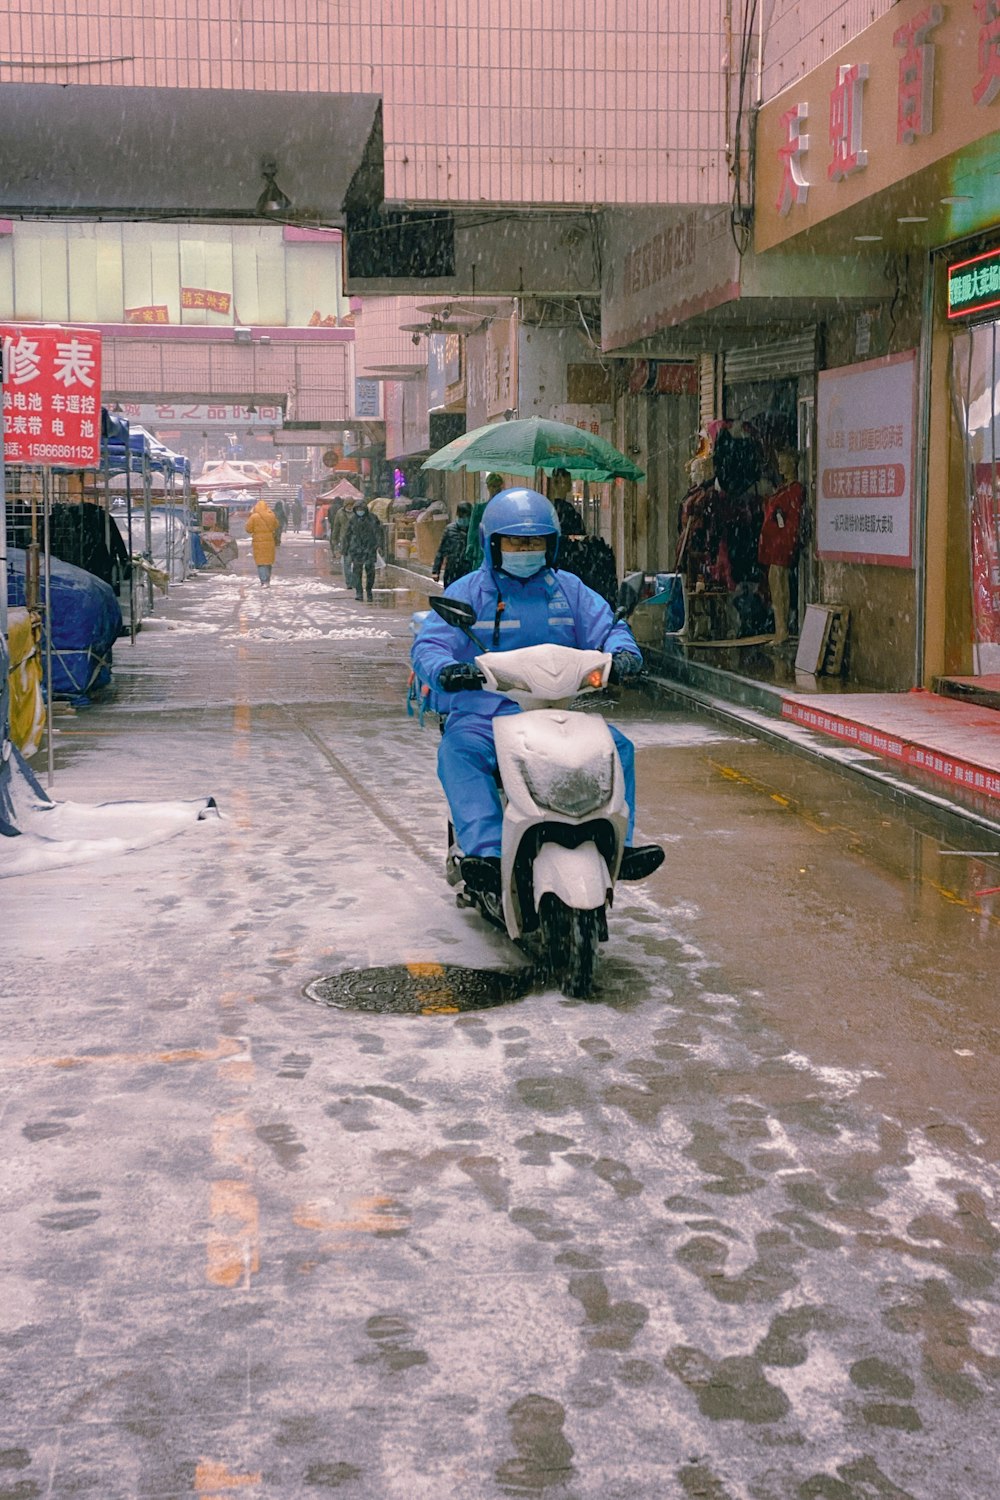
[517,751,614,817]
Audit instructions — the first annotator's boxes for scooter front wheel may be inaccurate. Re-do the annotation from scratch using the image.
[539,894,601,999]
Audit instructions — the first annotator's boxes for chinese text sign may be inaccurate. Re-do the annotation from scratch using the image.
[1,325,102,468]
[816,350,917,567]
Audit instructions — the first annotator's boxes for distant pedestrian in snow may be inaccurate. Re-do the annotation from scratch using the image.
[344,500,383,601]
[272,498,288,544]
[433,502,474,588]
[291,491,304,531]
[245,498,279,586]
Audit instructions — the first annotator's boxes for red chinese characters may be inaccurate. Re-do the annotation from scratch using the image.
[1,325,102,468]
[125,305,169,325]
[828,63,869,180]
[775,102,810,216]
[181,288,232,314]
[894,4,944,143]
[973,0,1000,106]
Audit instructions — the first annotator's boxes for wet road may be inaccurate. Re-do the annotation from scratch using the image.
[2,535,999,1499]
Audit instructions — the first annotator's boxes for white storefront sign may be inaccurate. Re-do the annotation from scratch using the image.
[116,401,283,429]
[816,350,916,567]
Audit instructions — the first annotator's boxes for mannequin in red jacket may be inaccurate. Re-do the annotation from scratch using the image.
[758,449,804,644]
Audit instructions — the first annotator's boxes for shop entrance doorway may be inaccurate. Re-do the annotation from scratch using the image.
[951,321,1000,676]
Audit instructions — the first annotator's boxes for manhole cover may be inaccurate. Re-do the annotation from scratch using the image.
[304,962,533,1015]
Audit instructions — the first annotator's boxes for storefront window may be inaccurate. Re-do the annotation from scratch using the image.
[951,321,1000,672]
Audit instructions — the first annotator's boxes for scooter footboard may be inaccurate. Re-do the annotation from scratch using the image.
[531,841,611,912]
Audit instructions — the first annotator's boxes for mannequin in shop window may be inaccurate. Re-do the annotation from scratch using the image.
[758,447,804,645]
[715,420,768,636]
[676,449,716,590]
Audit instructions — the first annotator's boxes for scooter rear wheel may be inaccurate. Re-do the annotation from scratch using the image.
[539,894,601,999]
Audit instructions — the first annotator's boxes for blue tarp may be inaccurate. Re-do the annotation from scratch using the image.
[6,548,123,703]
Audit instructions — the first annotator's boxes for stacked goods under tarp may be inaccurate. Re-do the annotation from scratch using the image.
[6,548,122,704]
[5,608,45,757]
[0,629,52,838]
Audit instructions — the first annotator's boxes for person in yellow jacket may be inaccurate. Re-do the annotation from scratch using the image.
[245,498,279,587]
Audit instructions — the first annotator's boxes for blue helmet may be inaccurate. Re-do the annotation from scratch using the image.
[480,488,560,571]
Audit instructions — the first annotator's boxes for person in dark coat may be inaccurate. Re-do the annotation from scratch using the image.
[547,468,619,609]
[344,501,383,601]
[432,502,474,588]
[272,498,287,544]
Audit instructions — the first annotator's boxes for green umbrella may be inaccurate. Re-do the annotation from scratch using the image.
[421,416,644,483]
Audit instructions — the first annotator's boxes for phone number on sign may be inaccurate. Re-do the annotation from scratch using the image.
[6,442,99,463]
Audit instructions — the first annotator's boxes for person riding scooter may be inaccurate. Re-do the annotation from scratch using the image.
[411,487,665,898]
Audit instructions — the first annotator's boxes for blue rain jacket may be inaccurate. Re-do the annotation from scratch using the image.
[411,563,640,717]
[412,562,641,858]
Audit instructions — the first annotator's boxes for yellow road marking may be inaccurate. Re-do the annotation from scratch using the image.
[1,1036,245,1071]
[194,1458,261,1492]
[294,1194,410,1237]
[405,960,460,1012]
[206,1179,260,1288]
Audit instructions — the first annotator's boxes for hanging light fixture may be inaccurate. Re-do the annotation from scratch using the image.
[255,160,292,218]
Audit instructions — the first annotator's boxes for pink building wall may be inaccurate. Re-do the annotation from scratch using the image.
[100,333,352,423]
[761,0,899,100]
[1,0,730,207]
[353,296,429,379]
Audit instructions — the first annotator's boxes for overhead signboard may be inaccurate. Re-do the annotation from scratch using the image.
[816,349,917,567]
[756,0,1000,252]
[947,247,1000,321]
[1,324,102,467]
[116,401,283,429]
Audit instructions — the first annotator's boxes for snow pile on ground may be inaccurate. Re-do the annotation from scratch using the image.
[1,787,220,878]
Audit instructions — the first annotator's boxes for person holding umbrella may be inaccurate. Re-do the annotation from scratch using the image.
[465,472,505,569]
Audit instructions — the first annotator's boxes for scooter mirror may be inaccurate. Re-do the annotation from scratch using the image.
[429,596,477,630]
[615,574,643,620]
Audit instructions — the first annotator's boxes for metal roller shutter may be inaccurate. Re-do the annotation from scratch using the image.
[698,353,717,426]
[723,329,818,383]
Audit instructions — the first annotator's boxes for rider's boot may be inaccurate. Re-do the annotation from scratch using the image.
[618,845,665,881]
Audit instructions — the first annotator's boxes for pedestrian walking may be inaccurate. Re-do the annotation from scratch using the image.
[329,502,352,585]
[245,497,279,587]
[344,500,383,601]
[272,498,287,545]
[432,502,474,588]
[291,489,304,532]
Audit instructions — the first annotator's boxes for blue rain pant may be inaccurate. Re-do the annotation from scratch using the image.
[438,704,636,858]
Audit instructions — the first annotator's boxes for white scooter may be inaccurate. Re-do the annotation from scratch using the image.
[429,597,630,999]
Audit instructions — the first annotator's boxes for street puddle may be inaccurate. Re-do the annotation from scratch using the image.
[304,962,533,1015]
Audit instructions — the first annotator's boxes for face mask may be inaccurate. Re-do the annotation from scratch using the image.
[501,549,547,578]
[354,506,366,516]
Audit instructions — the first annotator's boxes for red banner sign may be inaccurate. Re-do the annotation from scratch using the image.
[125,305,170,324]
[181,287,232,314]
[1,324,102,468]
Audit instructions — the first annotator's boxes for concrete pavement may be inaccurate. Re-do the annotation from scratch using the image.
[2,534,998,1499]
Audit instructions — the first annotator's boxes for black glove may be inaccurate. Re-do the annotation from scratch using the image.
[609,651,643,685]
[439,662,485,692]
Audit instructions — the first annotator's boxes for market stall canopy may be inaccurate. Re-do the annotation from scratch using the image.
[107,470,170,492]
[318,479,364,502]
[422,416,645,483]
[193,462,269,492]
